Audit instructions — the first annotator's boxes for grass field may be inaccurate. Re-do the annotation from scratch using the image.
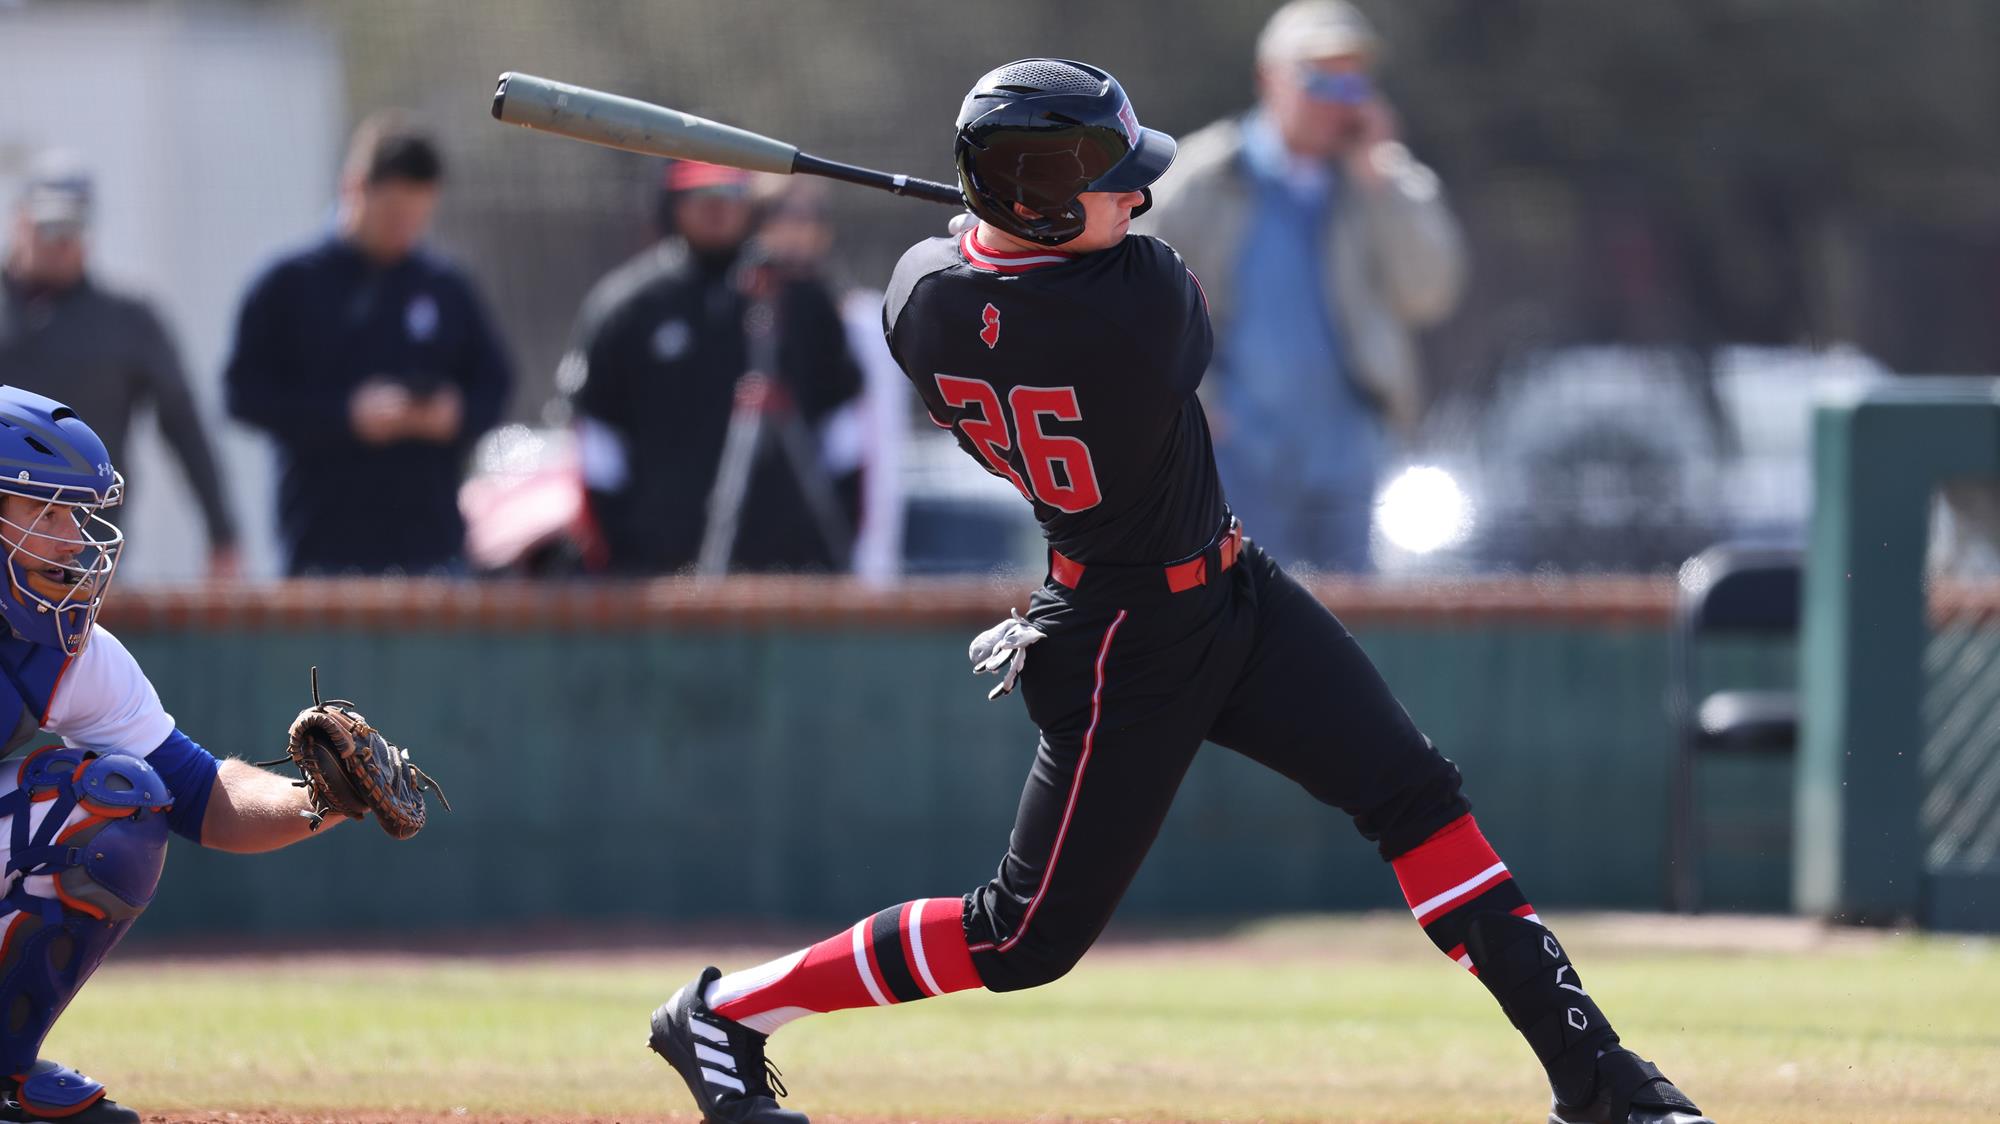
[51,913,1998,1124]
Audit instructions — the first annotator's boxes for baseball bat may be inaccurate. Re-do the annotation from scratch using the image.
[490,72,963,206]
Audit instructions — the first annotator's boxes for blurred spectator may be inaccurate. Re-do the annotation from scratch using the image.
[554,161,862,574]
[753,176,907,584]
[224,112,513,576]
[1143,0,1466,571]
[0,151,240,578]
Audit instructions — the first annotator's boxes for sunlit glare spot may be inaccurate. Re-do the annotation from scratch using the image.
[1375,466,1473,554]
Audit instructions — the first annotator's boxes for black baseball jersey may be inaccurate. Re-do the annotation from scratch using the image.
[884,229,1224,565]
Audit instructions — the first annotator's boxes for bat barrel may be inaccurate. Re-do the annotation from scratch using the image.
[490,72,963,207]
[491,71,800,174]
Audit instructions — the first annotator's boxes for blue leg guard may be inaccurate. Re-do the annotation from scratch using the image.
[12,1059,111,1119]
[0,748,170,1108]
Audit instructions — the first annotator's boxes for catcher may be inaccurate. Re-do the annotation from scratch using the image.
[0,386,445,1123]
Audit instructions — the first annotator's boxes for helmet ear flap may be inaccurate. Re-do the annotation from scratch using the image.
[1129,187,1154,221]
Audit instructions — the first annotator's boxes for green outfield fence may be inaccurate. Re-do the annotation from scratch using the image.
[96,576,1797,941]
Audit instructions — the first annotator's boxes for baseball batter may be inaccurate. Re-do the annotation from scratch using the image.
[649,60,1711,1124]
[0,386,438,1123]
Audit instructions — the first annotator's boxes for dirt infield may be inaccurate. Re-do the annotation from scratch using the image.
[148,1112,1008,1120]
[151,1116,679,1124]
[152,1112,1168,1120]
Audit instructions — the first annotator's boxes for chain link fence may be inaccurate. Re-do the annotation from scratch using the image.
[1925,490,2000,892]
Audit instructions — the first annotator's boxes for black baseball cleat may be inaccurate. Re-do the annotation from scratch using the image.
[1548,1049,1713,1124]
[649,966,808,1124]
[0,1060,139,1124]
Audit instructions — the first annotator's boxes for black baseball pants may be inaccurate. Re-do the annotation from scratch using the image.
[963,539,1470,992]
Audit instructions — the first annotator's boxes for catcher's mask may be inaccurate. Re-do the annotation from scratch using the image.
[0,386,124,656]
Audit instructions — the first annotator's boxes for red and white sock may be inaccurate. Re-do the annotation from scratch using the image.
[705,897,982,1035]
[1391,814,1541,973]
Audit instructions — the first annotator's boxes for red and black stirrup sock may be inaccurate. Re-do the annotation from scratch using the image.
[1392,814,1619,1105]
[1391,813,1538,969]
[705,898,982,1035]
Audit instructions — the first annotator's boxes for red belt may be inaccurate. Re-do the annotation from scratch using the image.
[1050,519,1243,594]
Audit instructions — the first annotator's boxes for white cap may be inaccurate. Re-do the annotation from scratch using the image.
[1256,0,1381,64]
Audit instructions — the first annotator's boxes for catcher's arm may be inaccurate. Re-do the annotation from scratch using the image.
[199,758,349,853]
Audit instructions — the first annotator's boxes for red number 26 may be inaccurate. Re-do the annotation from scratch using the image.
[933,375,1102,513]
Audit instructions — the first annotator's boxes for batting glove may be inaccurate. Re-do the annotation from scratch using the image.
[969,608,1046,700]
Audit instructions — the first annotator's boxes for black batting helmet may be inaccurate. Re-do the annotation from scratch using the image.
[953,59,1177,247]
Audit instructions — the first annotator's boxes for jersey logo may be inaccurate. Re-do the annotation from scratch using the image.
[979,302,1001,349]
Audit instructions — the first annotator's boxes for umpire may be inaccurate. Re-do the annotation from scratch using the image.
[0,151,239,577]
[225,113,513,576]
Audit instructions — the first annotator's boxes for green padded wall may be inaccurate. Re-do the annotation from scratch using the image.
[117,618,1791,940]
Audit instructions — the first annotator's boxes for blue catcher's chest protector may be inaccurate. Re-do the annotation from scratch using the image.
[0,634,67,762]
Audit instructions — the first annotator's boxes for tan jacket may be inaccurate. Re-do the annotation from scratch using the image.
[1138,116,1467,435]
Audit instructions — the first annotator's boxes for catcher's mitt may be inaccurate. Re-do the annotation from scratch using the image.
[263,667,450,840]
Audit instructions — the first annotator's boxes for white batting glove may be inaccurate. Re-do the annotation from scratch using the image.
[948,211,979,236]
[968,608,1046,700]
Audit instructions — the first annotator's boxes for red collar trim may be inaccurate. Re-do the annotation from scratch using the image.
[960,230,1077,273]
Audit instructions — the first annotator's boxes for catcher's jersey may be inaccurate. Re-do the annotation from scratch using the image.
[884,230,1225,566]
[0,627,174,758]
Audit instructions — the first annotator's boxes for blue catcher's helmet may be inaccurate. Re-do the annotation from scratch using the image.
[0,387,124,655]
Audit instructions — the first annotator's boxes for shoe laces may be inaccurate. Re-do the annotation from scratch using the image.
[760,1058,788,1100]
[705,1013,788,1101]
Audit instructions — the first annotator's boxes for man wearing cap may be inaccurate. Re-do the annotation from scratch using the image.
[1142,0,1466,572]
[554,160,863,574]
[224,112,514,575]
[0,152,240,578]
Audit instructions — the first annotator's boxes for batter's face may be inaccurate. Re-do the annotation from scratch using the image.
[992,190,1146,254]
[1066,189,1147,252]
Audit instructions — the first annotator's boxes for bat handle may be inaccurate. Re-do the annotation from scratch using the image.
[792,152,962,206]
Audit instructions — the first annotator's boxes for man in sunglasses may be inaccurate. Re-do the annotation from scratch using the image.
[1142,0,1466,573]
